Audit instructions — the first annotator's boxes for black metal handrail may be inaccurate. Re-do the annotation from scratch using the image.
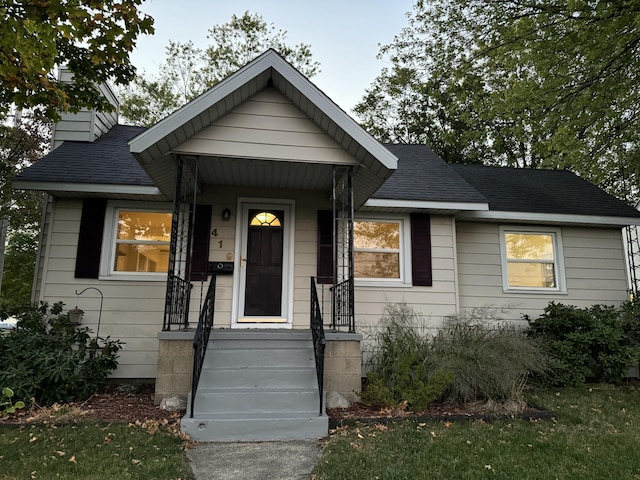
[163,273,192,331]
[190,275,217,418]
[310,277,326,416]
[332,277,355,333]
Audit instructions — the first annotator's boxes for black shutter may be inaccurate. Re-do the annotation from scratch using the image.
[75,199,107,279]
[410,213,432,286]
[317,210,333,284]
[189,204,212,281]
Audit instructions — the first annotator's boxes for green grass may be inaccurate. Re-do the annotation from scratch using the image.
[314,384,640,479]
[0,421,191,479]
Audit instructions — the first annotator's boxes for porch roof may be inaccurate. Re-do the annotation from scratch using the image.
[128,49,398,207]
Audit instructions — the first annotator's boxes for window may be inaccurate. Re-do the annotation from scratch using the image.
[500,227,565,292]
[114,210,172,273]
[100,203,172,279]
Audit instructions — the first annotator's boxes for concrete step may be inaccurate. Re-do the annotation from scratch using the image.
[192,389,320,415]
[181,411,328,442]
[199,366,317,390]
[205,347,315,369]
[183,330,327,441]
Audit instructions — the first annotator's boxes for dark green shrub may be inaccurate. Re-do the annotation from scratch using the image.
[429,313,547,404]
[526,302,639,387]
[0,301,123,405]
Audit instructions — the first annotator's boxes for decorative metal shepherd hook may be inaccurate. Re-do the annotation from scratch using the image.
[75,287,104,339]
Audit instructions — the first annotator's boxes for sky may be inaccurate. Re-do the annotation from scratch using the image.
[129,0,416,113]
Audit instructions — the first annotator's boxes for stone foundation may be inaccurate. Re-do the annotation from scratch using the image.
[323,332,362,403]
[155,330,194,404]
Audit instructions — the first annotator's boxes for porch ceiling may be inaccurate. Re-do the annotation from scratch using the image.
[192,155,335,191]
[130,50,397,207]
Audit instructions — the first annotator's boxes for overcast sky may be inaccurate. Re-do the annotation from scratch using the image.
[130,0,415,113]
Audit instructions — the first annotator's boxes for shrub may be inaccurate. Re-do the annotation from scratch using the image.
[362,303,544,409]
[362,303,453,410]
[0,301,123,405]
[526,302,639,387]
[429,311,547,405]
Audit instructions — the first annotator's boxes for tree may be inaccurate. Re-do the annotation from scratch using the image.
[120,11,320,126]
[0,111,50,307]
[1,0,154,121]
[356,0,640,202]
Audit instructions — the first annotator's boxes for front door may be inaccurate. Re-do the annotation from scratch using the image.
[235,201,293,326]
[243,209,284,316]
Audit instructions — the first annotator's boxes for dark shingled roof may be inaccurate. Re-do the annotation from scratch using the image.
[15,131,640,220]
[451,163,640,219]
[15,124,153,186]
[371,144,487,204]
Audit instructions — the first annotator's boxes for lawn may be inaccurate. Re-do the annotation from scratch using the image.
[0,420,191,480]
[313,384,640,480]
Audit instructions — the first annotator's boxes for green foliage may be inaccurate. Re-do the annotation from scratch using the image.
[356,0,640,203]
[0,301,123,405]
[363,303,543,409]
[0,0,154,120]
[120,11,320,126]
[430,312,548,404]
[526,302,639,387]
[0,387,25,416]
[1,230,38,306]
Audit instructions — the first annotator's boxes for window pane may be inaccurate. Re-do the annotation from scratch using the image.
[507,262,556,288]
[505,233,554,260]
[250,211,281,227]
[117,211,172,241]
[114,244,170,272]
[354,252,400,278]
[354,222,400,249]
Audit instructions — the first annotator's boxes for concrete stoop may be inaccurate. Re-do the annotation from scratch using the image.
[181,330,328,442]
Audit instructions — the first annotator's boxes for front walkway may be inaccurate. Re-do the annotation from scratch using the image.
[186,440,323,479]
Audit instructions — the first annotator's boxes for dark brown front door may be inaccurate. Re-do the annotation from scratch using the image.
[243,209,284,316]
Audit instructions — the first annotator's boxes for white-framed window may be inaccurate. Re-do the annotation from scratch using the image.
[499,226,566,293]
[100,201,173,280]
[353,216,411,286]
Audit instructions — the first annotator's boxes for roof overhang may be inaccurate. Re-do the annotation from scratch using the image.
[128,50,397,207]
[12,180,163,200]
[457,210,640,227]
[361,198,490,214]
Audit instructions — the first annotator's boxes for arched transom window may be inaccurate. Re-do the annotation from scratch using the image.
[250,211,282,227]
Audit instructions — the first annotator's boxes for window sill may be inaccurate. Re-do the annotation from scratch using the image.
[98,274,168,282]
[355,280,412,288]
[502,288,567,295]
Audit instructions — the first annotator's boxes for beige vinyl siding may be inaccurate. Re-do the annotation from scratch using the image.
[52,69,118,148]
[354,215,458,334]
[37,198,166,379]
[456,221,630,323]
[173,88,358,165]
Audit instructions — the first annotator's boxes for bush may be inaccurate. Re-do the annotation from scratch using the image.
[362,303,453,410]
[429,310,547,404]
[0,301,123,405]
[526,302,639,387]
[363,303,545,409]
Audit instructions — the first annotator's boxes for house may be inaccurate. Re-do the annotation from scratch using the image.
[14,50,640,441]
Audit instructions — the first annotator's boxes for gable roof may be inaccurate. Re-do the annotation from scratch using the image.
[13,125,162,199]
[363,143,640,226]
[128,49,398,207]
[452,164,640,225]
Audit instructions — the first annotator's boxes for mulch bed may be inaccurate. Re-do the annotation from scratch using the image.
[327,401,555,429]
[0,384,183,426]
[0,385,553,429]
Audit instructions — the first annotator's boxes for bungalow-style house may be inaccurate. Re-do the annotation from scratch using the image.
[14,50,640,441]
